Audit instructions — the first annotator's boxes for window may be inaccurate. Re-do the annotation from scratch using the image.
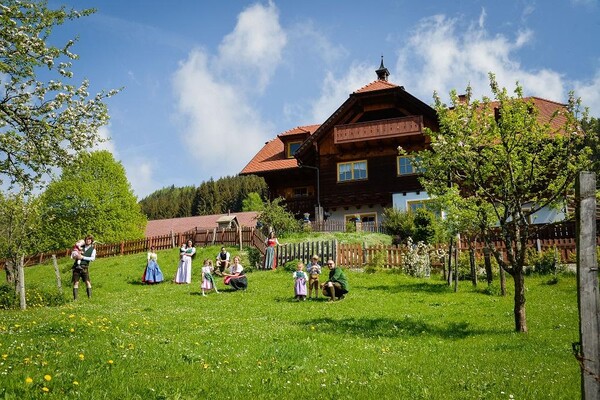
[292,187,309,198]
[287,141,302,158]
[397,156,421,175]
[337,160,367,182]
[407,199,439,216]
[345,213,377,223]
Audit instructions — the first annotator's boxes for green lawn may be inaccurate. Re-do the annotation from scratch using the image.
[0,246,581,399]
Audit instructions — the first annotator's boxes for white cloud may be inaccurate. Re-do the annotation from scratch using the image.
[393,14,565,103]
[216,1,287,93]
[574,71,600,116]
[92,125,117,155]
[123,159,155,200]
[310,62,373,123]
[172,2,284,179]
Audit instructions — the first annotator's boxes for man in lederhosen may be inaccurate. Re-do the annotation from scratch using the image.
[72,235,96,300]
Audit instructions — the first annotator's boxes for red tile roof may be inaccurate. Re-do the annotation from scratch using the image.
[240,125,320,175]
[484,97,568,132]
[354,80,399,93]
[145,211,259,237]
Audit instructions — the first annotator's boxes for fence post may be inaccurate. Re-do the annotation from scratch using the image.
[18,255,26,310]
[576,171,600,399]
[120,241,125,256]
[52,255,63,295]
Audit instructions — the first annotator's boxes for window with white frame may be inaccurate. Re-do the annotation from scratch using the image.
[338,160,367,182]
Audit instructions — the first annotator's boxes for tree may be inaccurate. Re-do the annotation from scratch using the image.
[38,151,146,250]
[256,197,300,237]
[412,74,597,332]
[0,191,42,284]
[0,1,118,194]
[242,192,265,212]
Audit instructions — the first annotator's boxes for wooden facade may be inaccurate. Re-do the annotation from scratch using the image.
[240,60,439,221]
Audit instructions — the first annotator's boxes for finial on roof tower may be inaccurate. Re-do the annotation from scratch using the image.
[376,55,389,81]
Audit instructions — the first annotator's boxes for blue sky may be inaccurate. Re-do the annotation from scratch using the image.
[49,0,600,199]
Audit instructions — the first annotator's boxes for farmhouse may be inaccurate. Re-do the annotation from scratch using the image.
[240,58,569,225]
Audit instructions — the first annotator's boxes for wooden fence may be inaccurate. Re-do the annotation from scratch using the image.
[2,220,597,270]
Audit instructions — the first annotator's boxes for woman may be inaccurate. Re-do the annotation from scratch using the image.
[223,256,247,291]
[174,239,195,284]
[263,231,280,270]
[142,246,164,284]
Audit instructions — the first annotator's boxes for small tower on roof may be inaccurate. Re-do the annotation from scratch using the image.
[375,56,390,81]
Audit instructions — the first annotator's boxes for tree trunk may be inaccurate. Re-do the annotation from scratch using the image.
[513,269,527,332]
[484,247,493,285]
[447,238,453,285]
[4,260,16,284]
[500,264,506,296]
[469,247,477,287]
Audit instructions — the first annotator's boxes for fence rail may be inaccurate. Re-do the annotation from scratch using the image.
[1,220,597,270]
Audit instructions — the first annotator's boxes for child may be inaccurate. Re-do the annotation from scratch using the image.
[201,259,219,296]
[71,239,85,270]
[179,241,187,259]
[293,262,308,301]
[306,255,321,299]
[142,246,164,284]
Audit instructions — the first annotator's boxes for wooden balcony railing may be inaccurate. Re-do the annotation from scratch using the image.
[334,115,423,144]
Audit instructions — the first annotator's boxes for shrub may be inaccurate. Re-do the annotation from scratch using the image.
[282,259,302,273]
[401,238,432,278]
[244,246,261,270]
[526,247,558,275]
[382,208,415,244]
[365,250,386,273]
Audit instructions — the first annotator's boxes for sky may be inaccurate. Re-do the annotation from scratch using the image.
[48,0,600,199]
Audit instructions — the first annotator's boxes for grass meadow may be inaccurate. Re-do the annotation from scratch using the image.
[0,245,581,399]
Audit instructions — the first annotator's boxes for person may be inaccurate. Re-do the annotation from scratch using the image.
[306,255,322,299]
[215,246,230,276]
[201,259,219,296]
[174,239,195,284]
[223,255,247,291]
[264,231,280,270]
[142,246,164,284]
[72,235,96,300]
[321,259,349,301]
[179,241,187,259]
[71,239,85,269]
[293,262,308,301]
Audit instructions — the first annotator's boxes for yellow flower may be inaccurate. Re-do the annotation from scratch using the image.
[44,374,51,382]
[42,387,49,392]
[1,354,7,359]
[78,353,85,360]
[107,359,114,365]
[73,381,79,385]
[25,377,33,384]
[70,328,75,333]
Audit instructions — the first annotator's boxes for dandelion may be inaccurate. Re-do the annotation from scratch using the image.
[107,360,114,365]
[2,354,7,360]
[42,387,49,392]
[73,381,79,385]
[310,326,315,330]
[70,328,75,333]
[78,353,85,361]
[44,375,52,382]
[25,377,33,384]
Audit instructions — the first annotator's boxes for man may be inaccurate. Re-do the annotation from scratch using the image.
[215,246,230,276]
[321,259,349,301]
[72,235,96,300]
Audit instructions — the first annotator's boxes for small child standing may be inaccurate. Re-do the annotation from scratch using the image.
[306,255,321,299]
[71,239,85,269]
[201,259,219,296]
[293,262,308,301]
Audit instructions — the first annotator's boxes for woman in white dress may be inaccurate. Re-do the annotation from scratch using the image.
[174,239,195,284]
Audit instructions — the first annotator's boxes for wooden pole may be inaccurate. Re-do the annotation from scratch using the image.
[576,171,600,399]
[18,255,26,310]
[52,255,63,295]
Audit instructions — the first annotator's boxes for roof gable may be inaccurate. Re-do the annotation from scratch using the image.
[239,125,320,175]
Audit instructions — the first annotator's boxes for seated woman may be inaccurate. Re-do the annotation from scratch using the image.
[223,256,247,291]
[321,259,348,301]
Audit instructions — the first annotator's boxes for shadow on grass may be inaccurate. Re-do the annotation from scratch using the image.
[301,316,501,339]
[356,281,452,294]
[274,296,330,303]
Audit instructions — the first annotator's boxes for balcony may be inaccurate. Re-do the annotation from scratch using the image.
[334,115,423,144]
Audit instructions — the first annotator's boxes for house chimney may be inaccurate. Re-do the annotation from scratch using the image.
[458,94,467,104]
